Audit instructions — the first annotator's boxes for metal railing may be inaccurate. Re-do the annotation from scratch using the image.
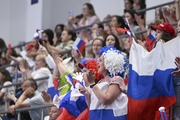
[0,104,54,120]
[0,76,49,89]
[0,1,174,52]
[73,1,175,31]
[0,1,176,120]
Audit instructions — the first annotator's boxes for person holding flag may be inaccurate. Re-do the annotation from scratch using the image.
[62,37,86,72]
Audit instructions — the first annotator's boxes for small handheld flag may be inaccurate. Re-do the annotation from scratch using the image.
[72,37,86,57]
[124,18,137,41]
[34,32,40,42]
[35,29,43,44]
[8,44,12,54]
[117,28,131,37]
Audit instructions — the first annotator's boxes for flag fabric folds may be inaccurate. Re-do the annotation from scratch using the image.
[59,90,89,120]
[57,74,89,120]
[127,37,180,120]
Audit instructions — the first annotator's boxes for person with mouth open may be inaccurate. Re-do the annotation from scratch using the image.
[80,46,128,120]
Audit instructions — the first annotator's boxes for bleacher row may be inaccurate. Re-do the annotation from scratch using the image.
[0,1,179,120]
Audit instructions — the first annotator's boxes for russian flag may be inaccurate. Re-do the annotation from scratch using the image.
[57,74,89,120]
[72,37,86,54]
[58,90,89,120]
[34,29,43,42]
[127,36,180,120]
[117,28,131,37]
[34,32,40,42]
[145,30,156,51]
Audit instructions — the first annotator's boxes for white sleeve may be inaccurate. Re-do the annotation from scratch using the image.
[1,82,15,94]
[32,68,51,86]
[45,54,56,69]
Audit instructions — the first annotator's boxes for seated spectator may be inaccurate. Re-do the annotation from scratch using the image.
[151,22,175,44]
[91,23,108,39]
[67,3,100,29]
[0,69,15,112]
[124,0,134,11]
[133,0,146,21]
[53,32,61,47]
[9,79,48,120]
[133,0,146,10]
[92,38,104,59]
[103,33,123,52]
[62,43,85,72]
[45,30,76,58]
[54,24,64,33]
[124,9,140,33]
[110,15,128,50]
[42,29,54,46]
[19,54,51,92]
[110,15,128,35]
[44,105,61,120]
[84,23,107,59]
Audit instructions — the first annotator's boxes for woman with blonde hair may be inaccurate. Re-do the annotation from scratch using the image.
[19,53,51,92]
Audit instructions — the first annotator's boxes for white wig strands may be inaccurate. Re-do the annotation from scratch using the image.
[103,50,125,77]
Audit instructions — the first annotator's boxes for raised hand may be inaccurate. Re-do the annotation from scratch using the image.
[174,0,180,3]
[83,70,95,86]
[134,14,145,27]
[162,7,171,17]
[41,91,51,104]
[52,52,63,64]
[172,57,180,76]
[38,45,48,56]
[23,87,35,98]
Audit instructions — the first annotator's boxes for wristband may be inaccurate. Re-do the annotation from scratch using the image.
[90,83,96,88]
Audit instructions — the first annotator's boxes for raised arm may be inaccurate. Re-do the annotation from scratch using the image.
[52,52,69,75]
[175,0,180,19]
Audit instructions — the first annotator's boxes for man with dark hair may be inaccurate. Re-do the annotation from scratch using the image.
[9,79,48,120]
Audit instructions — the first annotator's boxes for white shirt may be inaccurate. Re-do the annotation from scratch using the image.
[32,67,51,92]
[45,54,56,69]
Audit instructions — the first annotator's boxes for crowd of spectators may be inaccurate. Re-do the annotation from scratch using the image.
[0,0,180,120]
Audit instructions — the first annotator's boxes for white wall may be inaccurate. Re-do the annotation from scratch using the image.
[0,0,27,46]
[49,0,90,31]
[0,0,173,46]
[26,0,43,42]
[0,0,10,45]
[9,0,27,45]
[90,0,124,21]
